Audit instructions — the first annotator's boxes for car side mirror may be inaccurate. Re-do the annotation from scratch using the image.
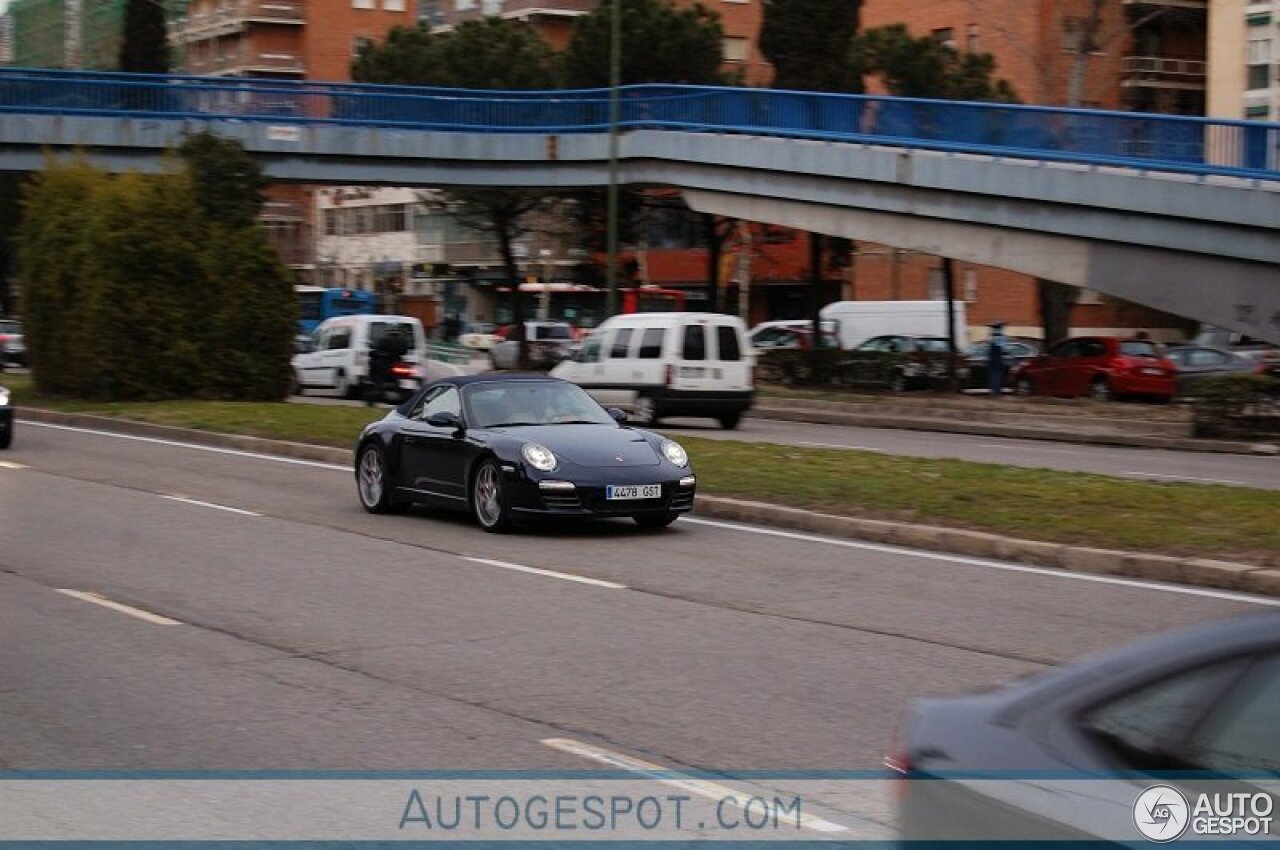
[607,407,628,424]
[427,411,463,430]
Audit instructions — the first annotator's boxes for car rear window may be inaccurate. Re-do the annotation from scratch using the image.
[716,326,742,361]
[1120,341,1159,358]
[682,324,706,361]
[918,338,951,353]
[535,324,573,341]
[369,322,415,346]
[638,327,665,359]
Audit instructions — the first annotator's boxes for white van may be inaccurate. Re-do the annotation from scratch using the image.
[820,300,967,350]
[551,312,754,429]
[292,315,427,399]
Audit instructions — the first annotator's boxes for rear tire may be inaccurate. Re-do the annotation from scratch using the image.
[634,512,678,529]
[0,428,11,450]
[718,412,742,430]
[632,395,659,427]
[335,370,353,399]
[889,371,908,393]
[1088,377,1113,402]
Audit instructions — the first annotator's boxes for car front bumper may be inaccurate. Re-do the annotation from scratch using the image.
[0,405,13,437]
[507,468,696,518]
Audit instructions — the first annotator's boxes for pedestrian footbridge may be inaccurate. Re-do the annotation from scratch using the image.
[2,68,1278,342]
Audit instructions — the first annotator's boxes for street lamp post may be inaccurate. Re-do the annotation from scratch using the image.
[604,0,622,318]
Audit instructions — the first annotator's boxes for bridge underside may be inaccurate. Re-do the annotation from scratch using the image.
[2,116,1277,342]
[684,190,1280,344]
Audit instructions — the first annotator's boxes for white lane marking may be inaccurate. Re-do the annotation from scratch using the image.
[1122,471,1248,486]
[464,557,626,590]
[977,443,1083,455]
[683,517,1280,608]
[794,441,885,453]
[0,460,28,469]
[542,737,847,834]
[162,495,261,516]
[28,419,1276,606]
[55,589,182,625]
[22,421,350,471]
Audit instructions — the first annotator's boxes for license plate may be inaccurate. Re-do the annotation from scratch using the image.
[1141,368,1163,375]
[606,484,662,501]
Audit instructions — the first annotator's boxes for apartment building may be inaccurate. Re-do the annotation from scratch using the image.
[169,0,418,281]
[4,0,129,69]
[1210,0,1280,121]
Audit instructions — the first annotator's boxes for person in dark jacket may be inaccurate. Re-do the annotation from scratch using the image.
[366,326,411,407]
[987,321,1007,398]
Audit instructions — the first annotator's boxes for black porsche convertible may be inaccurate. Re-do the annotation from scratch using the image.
[353,375,696,532]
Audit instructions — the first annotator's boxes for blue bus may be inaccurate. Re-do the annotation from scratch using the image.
[295,286,377,334]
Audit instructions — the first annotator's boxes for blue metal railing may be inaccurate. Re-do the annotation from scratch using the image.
[2,66,1278,180]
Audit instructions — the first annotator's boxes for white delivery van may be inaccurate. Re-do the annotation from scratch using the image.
[292,315,428,399]
[551,312,754,429]
[820,300,967,349]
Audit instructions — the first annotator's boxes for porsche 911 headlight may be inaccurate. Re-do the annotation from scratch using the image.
[522,443,558,472]
[0,388,9,407]
[661,439,688,468]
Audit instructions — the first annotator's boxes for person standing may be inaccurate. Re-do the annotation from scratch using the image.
[987,321,1007,398]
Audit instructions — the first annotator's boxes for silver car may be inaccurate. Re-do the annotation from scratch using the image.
[0,319,24,367]
[490,321,575,370]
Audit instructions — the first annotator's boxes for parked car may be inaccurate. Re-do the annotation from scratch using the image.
[489,321,575,371]
[1164,344,1264,396]
[292,315,429,401]
[893,613,1280,843]
[551,312,754,429]
[0,382,11,449]
[1012,336,1177,402]
[353,375,696,532]
[458,322,500,352]
[747,319,836,350]
[963,337,1041,390]
[820,300,967,350]
[750,326,840,354]
[0,319,25,367]
[842,334,962,392]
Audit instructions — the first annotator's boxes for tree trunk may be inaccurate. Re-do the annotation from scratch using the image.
[809,232,823,382]
[942,257,958,390]
[495,215,527,369]
[1037,278,1079,347]
[704,214,721,314]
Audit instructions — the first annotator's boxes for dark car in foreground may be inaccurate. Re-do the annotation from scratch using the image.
[0,383,11,449]
[1013,336,1177,402]
[1165,344,1265,396]
[892,614,1280,843]
[354,375,696,532]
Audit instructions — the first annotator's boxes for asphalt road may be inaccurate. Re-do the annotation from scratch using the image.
[2,420,1274,788]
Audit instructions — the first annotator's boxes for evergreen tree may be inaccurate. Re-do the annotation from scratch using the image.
[561,0,725,87]
[352,18,558,89]
[760,0,862,93]
[853,24,1017,101]
[118,0,170,74]
[179,131,268,229]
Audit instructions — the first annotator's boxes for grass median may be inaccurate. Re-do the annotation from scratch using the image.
[8,375,1277,566]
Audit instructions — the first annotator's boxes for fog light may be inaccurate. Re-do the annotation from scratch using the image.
[538,480,576,492]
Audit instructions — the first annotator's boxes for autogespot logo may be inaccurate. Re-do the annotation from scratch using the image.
[1134,785,1190,843]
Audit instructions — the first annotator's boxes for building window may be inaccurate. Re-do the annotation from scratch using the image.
[383,0,405,9]
[1062,16,1099,53]
[722,36,749,62]
[1248,38,1271,90]
[963,269,978,303]
[352,0,374,7]
[931,27,954,48]
[966,24,980,53]
[352,35,374,56]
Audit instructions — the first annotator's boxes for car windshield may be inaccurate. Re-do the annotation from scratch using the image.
[1120,341,1159,358]
[369,322,415,347]
[0,321,20,334]
[464,381,615,428]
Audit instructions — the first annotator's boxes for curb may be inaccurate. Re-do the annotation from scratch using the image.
[17,408,1279,600]
[748,405,1279,456]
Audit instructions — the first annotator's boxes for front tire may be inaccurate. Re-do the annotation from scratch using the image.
[0,428,11,450]
[356,443,405,514]
[889,371,907,393]
[634,512,678,529]
[718,412,742,430]
[471,459,512,533]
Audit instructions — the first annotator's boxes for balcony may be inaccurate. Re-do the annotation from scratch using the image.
[1121,55,1206,90]
[1121,0,1207,13]
[171,0,305,43]
[186,48,306,76]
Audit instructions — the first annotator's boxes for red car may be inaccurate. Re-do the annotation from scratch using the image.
[1012,336,1177,402]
